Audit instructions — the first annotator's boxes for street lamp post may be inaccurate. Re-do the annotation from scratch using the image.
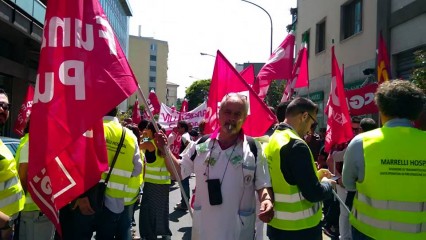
[241,0,273,55]
[200,52,216,58]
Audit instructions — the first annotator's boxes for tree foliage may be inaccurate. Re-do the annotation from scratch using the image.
[185,79,211,110]
[264,80,286,109]
[410,50,426,93]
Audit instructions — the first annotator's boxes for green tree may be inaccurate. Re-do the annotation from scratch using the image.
[265,80,286,109]
[185,79,211,110]
[410,50,426,93]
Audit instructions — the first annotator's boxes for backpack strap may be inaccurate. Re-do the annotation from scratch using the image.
[190,134,210,161]
[246,136,257,163]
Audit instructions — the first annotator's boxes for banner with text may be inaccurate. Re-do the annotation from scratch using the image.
[159,102,207,131]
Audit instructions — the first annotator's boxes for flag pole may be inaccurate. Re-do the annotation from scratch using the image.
[136,85,193,218]
[332,189,351,214]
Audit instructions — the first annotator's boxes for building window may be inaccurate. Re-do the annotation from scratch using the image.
[341,0,362,40]
[150,55,157,61]
[150,66,156,72]
[150,87,156,92]
[150,43,157,51]
[149,76,156,82]
[316,20,326,53]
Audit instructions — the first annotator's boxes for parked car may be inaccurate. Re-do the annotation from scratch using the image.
[1,137,21,157]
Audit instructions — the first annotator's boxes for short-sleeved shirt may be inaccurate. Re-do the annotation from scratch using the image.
[180,132,271,240]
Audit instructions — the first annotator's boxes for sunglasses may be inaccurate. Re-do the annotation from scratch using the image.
[0,102,11,111]
[308,113,318,126]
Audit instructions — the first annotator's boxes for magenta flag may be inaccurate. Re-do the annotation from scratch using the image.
[28,0,138,233]
[324,46,353,152]
[132,99,142,124]
[257,32,295,100]
[239,64,255,86]
[204,50,276,137]
[13,85,34,136]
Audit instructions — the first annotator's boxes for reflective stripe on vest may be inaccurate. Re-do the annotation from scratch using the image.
[0,177,18,192]
[353,209,426,233]
[275,203,320,221]
[109,168,133,178]
[275,192,306,203]
[144,174,170,181]
[351,127,426,240]
[0,190,23,209]
[357,192,426,212]
[144,140,170,185]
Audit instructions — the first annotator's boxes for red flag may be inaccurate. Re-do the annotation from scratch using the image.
[28,0,138,233]
[324,46,353,152]
[180,98,188,113]
[377,32,391,84]
[257,31,295,100]
[346,83,379,116]
[148,90,161,115]
[239,65,255,86]
[132,99,142,124]
[204,50,276,137]
[281,41,309,102]
[13,85,34,136]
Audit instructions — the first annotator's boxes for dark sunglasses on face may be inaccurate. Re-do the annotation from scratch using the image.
[0,102,11,111]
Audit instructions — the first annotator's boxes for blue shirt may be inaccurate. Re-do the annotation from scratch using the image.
[342,118,414,191]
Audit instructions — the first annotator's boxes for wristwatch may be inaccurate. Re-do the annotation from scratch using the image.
[0,218,13,230]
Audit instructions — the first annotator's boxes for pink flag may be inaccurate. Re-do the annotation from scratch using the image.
[324,46,353,152]
[180,98,188,113]
[239,64,255,86]
[257,32,295,100]
[13,85,34,136]
[281,42,309,102]
[204,50,276,137]
[28,0,138,233]
[132,99,142,124]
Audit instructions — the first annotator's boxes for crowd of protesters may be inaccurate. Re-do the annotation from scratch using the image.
[0,79,424,240]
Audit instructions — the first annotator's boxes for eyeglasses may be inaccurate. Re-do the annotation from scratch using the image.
[307,113,318,125]
[0,102,11,111]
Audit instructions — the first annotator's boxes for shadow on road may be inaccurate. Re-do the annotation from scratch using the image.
[178,227,191,240]
[169,209,188,222]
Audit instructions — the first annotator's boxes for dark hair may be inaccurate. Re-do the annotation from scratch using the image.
[276,101,290,122]
[285,97,318,117]
[125,124,140,143]
[375,80,426,120]
[106,107,118,117]
[146,121,163,134]
[138,119,149,131]
[351,116,361,124]
[178,120,189,132]
[360,118,377,132]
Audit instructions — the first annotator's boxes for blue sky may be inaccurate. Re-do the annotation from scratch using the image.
[129,0,297,98]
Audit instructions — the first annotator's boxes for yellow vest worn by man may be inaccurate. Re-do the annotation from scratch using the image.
[102,119,137,198]
[0,139,25,216]
[351,126,426,240]
[265,128,321,230]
